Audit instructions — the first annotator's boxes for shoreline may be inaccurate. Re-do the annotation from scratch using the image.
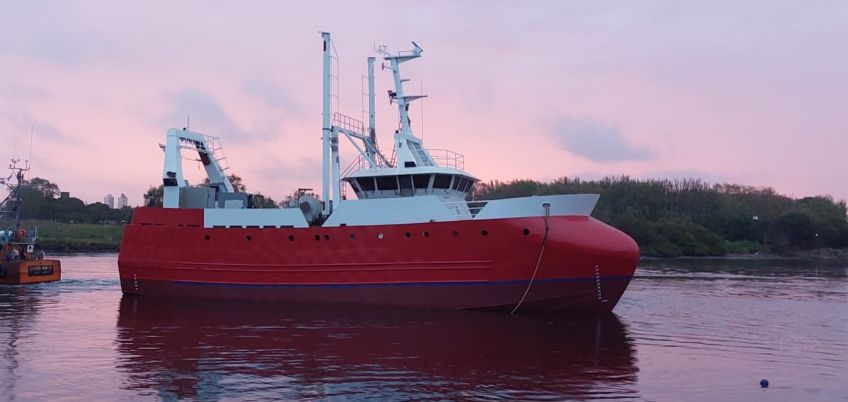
[44,251,119,256]
[641,247,848,261]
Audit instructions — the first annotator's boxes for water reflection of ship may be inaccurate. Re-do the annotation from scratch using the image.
[115,296,639,400]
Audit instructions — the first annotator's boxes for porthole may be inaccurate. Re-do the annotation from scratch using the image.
[314,234,321,241]
[324,234,330,240]
[377,232,384,240]
[350,233,356,240]
[404,232,412,238]
[452,230,460,238]
[288,235,295,241]
[423,231,430,238]
[204,234,210,241]
[481,230,488,237]
[522,228,530,236]
[246,235,252,242]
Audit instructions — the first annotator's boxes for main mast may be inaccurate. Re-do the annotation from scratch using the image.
[320,32,387,216]
[378,42,434,168]
[321,32,332,215]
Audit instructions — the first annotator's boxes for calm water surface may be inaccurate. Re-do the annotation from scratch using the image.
[1,255,846,401]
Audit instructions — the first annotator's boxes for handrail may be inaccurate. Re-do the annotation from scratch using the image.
[342,148,465,176]
[332,113,365,134]
[427,149,464,170]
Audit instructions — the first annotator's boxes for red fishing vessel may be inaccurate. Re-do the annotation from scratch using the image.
[118,33,639,313]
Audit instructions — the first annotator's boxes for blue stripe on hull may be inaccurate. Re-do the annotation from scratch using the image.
[172,275,634,289]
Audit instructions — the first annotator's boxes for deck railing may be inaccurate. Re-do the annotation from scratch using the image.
[342,148,466,177]
[341,154,393,177]
[426,149,464,170]
[332,113,365,134]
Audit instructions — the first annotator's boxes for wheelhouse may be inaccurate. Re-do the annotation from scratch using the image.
[344,169,477,200]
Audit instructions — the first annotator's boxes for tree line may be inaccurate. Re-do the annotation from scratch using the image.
[13,174,847,258]
[3,177,133,224]
[471,176,848,257]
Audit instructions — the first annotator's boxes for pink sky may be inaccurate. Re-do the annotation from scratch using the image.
[1,1,846,206]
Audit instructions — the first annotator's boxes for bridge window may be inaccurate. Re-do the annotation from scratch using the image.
[413,174,431,190]
[348,181,362,196]
[376,176,399,191]
[433,174,452,189]
[357,177,376,191]
[399,175,413,190]
[454,177,470,191]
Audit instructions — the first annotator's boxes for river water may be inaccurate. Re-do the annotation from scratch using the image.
[1,255,845,401]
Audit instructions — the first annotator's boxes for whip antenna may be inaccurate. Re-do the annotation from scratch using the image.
[27,124,33,170]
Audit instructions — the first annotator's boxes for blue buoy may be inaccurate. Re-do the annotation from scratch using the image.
[760,379,769,388]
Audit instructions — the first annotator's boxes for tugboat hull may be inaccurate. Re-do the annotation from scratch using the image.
[0,259,62,285]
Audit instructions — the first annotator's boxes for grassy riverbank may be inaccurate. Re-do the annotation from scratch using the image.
[17,219,123,252]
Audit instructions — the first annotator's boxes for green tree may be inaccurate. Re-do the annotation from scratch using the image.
[144,185,164,207]
[54,197,87,223]
[767,212,816,250]
[27,177,60,198]
[85,202,112,223]
[252,193,279,208]
[228,174,247,193]
[202,174,247,192]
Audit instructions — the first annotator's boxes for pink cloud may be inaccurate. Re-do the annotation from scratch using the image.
[0,1,845,206]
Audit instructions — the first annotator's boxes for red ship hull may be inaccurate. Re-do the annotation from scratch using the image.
[118,207,639,313]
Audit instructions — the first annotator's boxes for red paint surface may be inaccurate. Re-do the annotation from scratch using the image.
[118,207,639,312]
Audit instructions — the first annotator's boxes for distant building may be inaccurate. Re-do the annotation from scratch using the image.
[104,194,115,209]
[117,193,129,209]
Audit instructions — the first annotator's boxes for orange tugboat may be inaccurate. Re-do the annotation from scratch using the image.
[0,158,60,285]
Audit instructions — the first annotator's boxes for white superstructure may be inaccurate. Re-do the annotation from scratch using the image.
[320,33,477,207]
[161,128,243,209]
[157,33,599,228]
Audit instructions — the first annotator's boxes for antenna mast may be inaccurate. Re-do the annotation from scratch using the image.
[27,125,33,170]
[367,56,377,159]
[321,32,333,215]
[377,41,433,169]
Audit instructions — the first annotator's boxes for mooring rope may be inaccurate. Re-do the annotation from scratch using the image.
[511,202,551,315]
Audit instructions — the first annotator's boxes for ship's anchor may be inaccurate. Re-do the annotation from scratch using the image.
[511,202,550,315]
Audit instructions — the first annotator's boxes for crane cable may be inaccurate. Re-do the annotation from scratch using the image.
[511,202,551,315]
